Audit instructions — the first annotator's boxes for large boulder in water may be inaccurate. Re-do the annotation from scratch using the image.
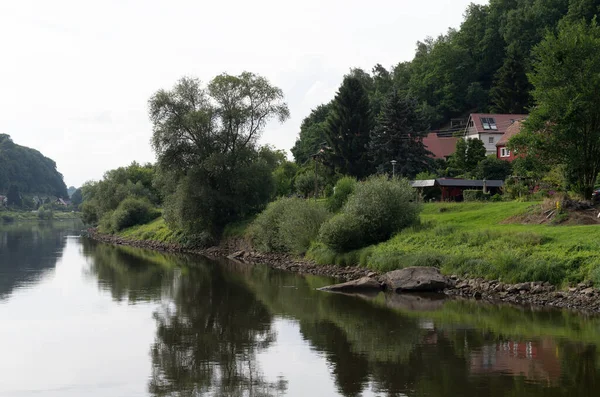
[318,277,383,293]
[382,267,448,293]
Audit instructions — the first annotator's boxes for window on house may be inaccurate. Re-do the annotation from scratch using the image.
[469,120,474,127]
[480,117,497,130]
[501,147,511,157]
[489,137,494,144]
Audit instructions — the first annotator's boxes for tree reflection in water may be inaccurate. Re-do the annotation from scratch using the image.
[81,240,600,397]
[148,260,287,397]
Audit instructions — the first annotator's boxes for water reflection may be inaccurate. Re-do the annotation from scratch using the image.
[0,221,78,301]
[79,242,600,397]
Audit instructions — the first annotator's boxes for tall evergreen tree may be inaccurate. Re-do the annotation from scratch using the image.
[490,51,531,114]
[324,76,372,178]
[369,91,431,178]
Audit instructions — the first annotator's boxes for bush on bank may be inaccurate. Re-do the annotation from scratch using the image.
[327,176,357,212]
[99,197,161,233]
[248,197,330,254]
[319,176,421,252]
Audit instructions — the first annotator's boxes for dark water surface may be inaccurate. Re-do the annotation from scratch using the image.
[1,222,600,396]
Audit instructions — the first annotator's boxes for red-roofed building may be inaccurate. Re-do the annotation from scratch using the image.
[463,113,527,156]
[423,132,459,160]
[496,120,523,162]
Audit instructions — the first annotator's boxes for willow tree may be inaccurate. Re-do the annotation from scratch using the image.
[513,19,600,199]
[149,73,289,242]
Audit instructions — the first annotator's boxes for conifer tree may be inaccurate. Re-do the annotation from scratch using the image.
[368,91,431,178]
[323,76,372,178]
[490,51,531,114]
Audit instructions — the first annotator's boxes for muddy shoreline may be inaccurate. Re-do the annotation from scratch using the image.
[85,229,600,314]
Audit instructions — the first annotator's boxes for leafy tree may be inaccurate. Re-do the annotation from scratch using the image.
[6,185,22,207]
[291,104,331,165]
[324,76,372,178]
[515,19,600,198]
[369,91,431,178]
[272,161,299,197]
[149,73,289,239]
[448,138,486,176]
[80,161,159,224]
[70,188,83,208]
[475,157,513,181]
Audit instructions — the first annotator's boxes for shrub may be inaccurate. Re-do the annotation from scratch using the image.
[37,205,54,220]
[463,190,490,202]
[248,197,330,254]
[327,176,357,212]
[99,198,160,233]
[319,176,421,252]
[294,172,325,198]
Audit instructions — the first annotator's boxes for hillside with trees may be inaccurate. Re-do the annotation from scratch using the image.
[0,134,68,201]
[292,0,600,179]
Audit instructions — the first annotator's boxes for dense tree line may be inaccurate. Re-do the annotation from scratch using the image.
[0,134,68,200]
[292,0,600,189]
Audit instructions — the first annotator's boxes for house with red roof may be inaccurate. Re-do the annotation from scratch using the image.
[463,114,527,156]
[423,131,459,160]
[496,120,523,161]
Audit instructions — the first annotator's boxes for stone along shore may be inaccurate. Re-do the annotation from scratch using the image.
[86,229,600,314]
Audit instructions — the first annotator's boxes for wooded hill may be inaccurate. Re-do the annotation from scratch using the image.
[292,0,600,164]
[0,134,68,198]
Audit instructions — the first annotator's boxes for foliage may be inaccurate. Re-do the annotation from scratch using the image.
[513,19,600,199]
[99,197,161,234]
[248,197,330,254]
[463,190,490,202]
[323,75,372,178]
[291,104,331,165]
[327,176,357,212]
[37,205,53,220]
[80,162,159,225]
[368,90,431,178]
[0,134,68,199]
[294,171,325,198]
[474,157,513,181]
[70,188,83,208]
[272,161,299,197]
[318,176,421,252]
[448,138,486,176]
[149,73,289,239]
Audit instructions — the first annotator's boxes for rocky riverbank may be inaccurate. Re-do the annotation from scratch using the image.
[86,229,600,313]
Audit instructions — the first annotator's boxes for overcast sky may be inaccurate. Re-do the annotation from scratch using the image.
[0,0,487,187]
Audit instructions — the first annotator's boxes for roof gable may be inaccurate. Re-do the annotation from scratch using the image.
[496,120,523,146]
[468,113,527,134]
[422,132,458,159]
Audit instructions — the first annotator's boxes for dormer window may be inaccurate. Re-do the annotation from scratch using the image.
[481,117,497,130]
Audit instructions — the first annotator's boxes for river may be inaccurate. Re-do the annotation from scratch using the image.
[1,221,600,396]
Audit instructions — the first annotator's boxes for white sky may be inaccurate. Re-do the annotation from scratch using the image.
[0,0,487,187]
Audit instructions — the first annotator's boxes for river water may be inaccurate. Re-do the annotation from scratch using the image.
[1,221,600,396]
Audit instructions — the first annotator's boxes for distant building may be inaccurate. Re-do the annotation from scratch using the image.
[423,131,459,160]
[410,178,504,201]
[496,120,523,162]
[463,113,527,156]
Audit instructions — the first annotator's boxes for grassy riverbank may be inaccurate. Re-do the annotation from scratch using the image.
[0,210,80,223]
[308,201,600,286]
[113,201,600,287]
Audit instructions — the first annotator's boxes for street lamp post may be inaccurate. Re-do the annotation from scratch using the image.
[391,160,397,178]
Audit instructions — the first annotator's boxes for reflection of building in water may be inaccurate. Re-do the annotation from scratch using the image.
[470,339,561,384]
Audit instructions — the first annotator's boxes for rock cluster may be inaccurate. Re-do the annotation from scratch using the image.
[446,277,600,312]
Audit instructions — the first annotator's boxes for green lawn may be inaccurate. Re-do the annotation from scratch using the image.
[309,201,600,286]
[118,217,183,244]
[0,210,80,222]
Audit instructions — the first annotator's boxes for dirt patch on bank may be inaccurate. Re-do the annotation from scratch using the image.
[502,200,600,225]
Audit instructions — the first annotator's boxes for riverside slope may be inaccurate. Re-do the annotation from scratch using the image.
[86,228,600,314]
